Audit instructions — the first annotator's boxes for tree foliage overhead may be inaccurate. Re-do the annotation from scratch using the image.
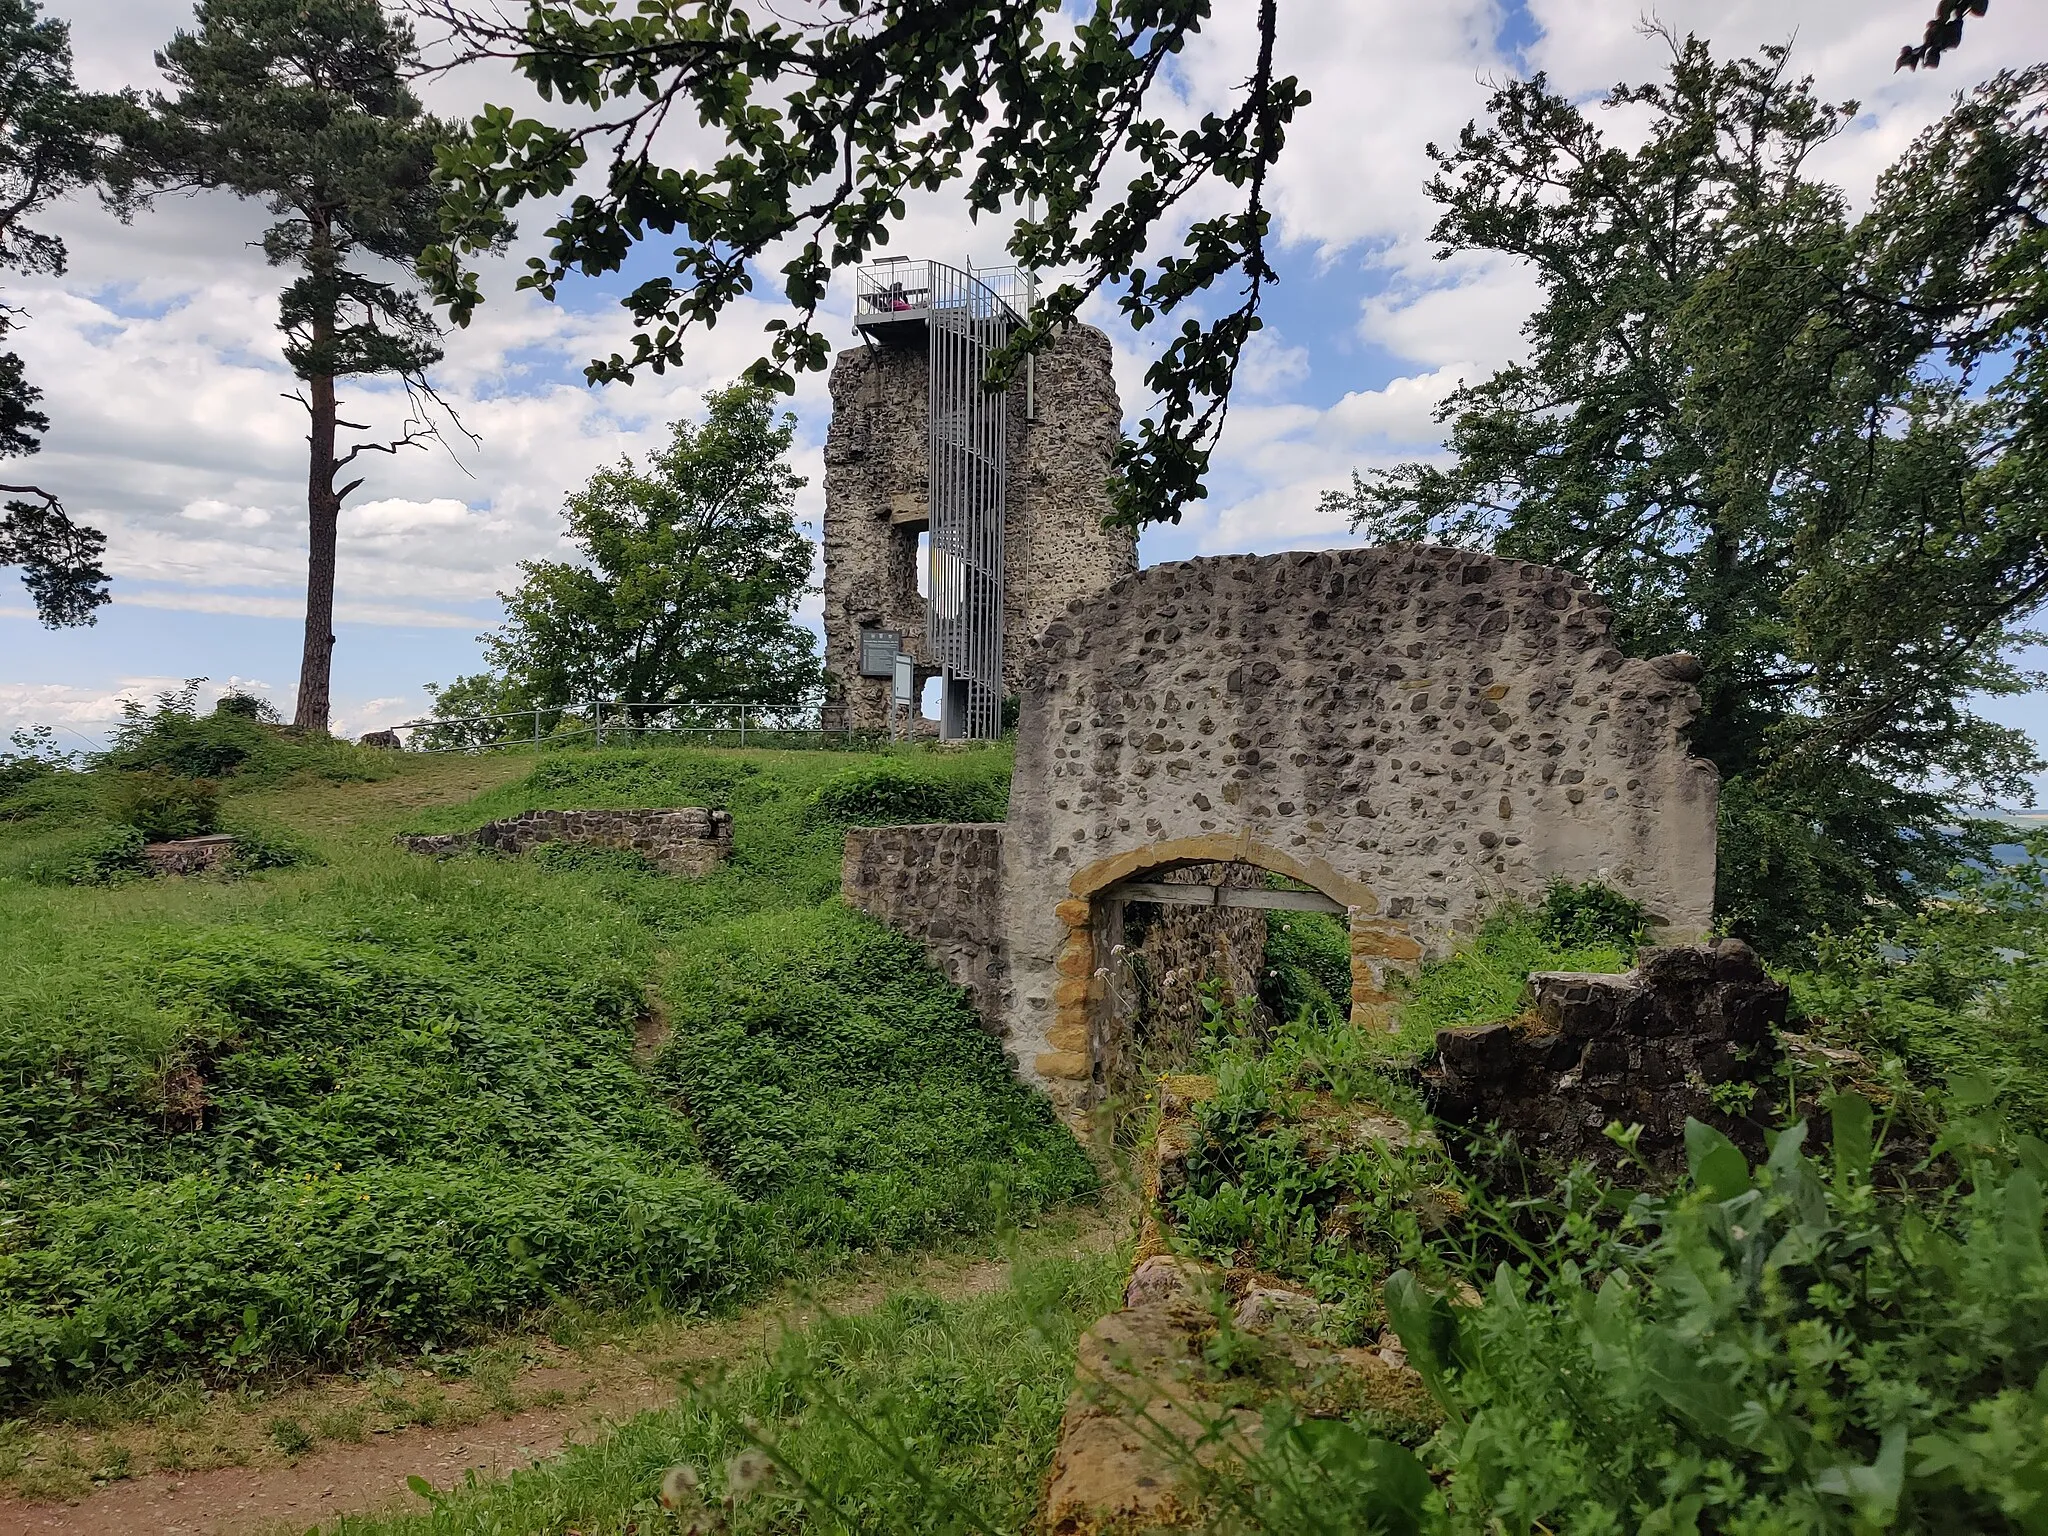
[417,0,1304,529]
[430,383,819,730]
[0,0,136,627]
[132,0,492,731]
[1326,37,2048,952]
[1898,0,1991,72]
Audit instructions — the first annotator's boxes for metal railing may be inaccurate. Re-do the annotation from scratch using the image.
[926,260,1012,740]
[854,259,1033,327]
[383,695,872,754]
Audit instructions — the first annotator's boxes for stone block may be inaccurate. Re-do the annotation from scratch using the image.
[1034,1050,1092,1081]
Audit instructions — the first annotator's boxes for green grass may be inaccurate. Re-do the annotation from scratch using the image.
[0,740,1089,1406]
[333,1247,1124,1536]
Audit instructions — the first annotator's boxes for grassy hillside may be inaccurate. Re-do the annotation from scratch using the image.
[0,734,1091,1406]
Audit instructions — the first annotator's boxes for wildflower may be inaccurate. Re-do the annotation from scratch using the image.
[727,1448,776,1498]
[1094,966,1109,978]
[658,1465,701,1509]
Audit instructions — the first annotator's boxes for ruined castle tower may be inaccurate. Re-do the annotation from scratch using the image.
[822,260,1136,734]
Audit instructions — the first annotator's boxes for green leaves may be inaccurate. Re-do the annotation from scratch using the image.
[1326,43,2048,955]
[436,382,820,719]
[419,0,1304,525]
[1684,1119,1752,1204]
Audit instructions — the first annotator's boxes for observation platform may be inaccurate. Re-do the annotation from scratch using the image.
[854,258,1032,347]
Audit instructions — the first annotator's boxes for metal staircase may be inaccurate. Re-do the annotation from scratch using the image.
[855,258,1028,739]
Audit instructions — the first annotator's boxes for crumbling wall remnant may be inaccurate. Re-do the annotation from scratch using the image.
[401,808,733,876]
[1001,545,1723,1116]
[1429,940,1789,1173]
[840,822,1008,1026]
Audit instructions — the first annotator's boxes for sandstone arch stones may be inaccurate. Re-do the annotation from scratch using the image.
[1001,546,1720,1115]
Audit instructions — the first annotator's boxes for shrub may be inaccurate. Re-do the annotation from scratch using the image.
[654,906,1095,1249]
[1259,910,1353,1023]
[102,683,268,779]
[104,769,220,841]
[803,759,1008,828]
[223,823,320,874]
[1535,876,1648,950]
[214,691,279,723]
[19,823,149,886]
[1356,1095,2048,1534]
[1789,833,2048,1135]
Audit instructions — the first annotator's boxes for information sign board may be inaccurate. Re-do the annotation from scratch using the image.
[858,628,901,678]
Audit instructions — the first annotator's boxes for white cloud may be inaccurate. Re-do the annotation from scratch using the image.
[15,0,2048,759]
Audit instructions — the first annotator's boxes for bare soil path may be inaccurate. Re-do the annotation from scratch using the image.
[0,1210,1122,1536]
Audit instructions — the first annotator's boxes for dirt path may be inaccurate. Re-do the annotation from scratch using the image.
[0,1213,1122,1536]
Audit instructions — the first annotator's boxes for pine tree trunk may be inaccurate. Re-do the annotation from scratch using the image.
[294,363,340,733]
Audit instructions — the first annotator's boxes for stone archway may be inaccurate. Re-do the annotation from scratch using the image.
[1035,834,1427,1096]
[999,547,1720,1119]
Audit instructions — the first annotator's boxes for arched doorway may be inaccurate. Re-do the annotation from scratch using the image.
[1040,834,1425,1101]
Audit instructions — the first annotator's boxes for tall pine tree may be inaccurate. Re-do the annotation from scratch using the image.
[135,0,490,731]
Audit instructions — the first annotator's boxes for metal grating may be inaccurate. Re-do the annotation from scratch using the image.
[925,262,1018,739]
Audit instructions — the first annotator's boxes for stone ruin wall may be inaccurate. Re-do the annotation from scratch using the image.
[821,323,1137,730]
[1431,939,1789,1174]
[402,808,734,876]
[1003,546,1721,1114]
[841,822,1008,1023]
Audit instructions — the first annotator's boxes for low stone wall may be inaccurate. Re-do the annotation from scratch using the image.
[401,808,733,877]
[841,823,1007,1028]
[1428,939,1788,1174]
[144,834,238,877]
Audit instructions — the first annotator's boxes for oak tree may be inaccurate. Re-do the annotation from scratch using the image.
[1328,39,2048,951]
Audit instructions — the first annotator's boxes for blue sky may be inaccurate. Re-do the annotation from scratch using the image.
[8,0,2048,795]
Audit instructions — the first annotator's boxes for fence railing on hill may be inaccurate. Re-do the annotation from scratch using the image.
[387,696,876,754]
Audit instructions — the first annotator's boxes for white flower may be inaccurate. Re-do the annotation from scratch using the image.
[727,1449,776,1499]
[659,1465,701,1509]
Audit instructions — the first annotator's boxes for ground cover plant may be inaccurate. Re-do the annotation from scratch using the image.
[331,1248,1124,1536]
[0,725,1086,1409]
[249,864,2048,1534]
[1136,884,2048,1532]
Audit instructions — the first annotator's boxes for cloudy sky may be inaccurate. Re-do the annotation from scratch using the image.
[7,0,2048,782]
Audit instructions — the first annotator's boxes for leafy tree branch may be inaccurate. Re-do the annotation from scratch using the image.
[412,0,1304,526]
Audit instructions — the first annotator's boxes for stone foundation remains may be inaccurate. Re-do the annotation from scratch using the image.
[1428,940,1788,1174]
[840,823,1008,1024]
[144,833,239,877]
[402,808,733,876]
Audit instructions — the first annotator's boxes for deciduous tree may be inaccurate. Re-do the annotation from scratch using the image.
[134,0,496,731]
[1327,38,2048,951]
[415,0,1303,529]
[429,384,819,733]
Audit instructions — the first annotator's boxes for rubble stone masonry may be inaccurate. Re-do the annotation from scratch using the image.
[821,323,1136,729]
[840,822,1008,1027]
[401,808,733,877]
[1001,546,1721,1115]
